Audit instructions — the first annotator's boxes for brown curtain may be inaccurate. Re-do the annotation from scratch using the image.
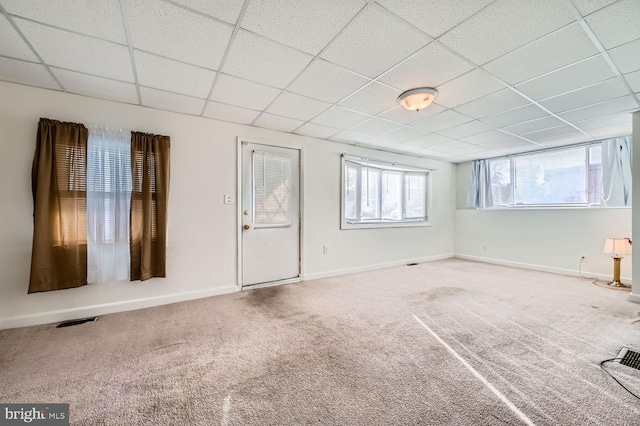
[130,132,170,281]
[29,118,88,293]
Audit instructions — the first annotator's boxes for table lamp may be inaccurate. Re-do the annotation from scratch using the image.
[602,237,631,288]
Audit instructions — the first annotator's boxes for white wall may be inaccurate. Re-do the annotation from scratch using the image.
[631,111,640,303]
[0,81,455,329]
[455,161,633,282]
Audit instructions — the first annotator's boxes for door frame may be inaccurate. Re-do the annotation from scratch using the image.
[236,137,305,291]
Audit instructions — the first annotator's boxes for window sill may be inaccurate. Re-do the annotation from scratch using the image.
[341,221,432,230]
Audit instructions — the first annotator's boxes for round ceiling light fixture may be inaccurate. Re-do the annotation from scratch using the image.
[397,87,438,112]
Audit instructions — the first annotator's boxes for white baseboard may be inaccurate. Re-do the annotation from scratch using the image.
[0,285,238,330]
[454,253,633,284]
[629,293,640,303]
[303,253,454,281]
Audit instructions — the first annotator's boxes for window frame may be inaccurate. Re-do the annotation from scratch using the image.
[341,154,433,229]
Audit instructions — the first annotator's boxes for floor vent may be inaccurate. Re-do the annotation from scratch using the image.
[615,347,640,371]
[56,317,97,328]
[407,263,418,266]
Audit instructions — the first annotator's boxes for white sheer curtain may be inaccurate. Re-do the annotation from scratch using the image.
[87,125,132,283]
[467,159,493,208]
[601,136,632,207]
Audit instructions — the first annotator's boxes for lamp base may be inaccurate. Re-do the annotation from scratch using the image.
[607,280,630,288]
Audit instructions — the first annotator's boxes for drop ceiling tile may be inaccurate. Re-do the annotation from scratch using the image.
[435,69,505,108]
[625,70,640,92]
[585,0,640,49]
[574,113,631,131]
[140,86,205,115]
[203,101,260,124]
[338,82,400,115]
[1,0,126,43]
[484,23,599,85]
[52,68,138,103]
[571,0,617,16]
[461,129,514,144]
[377,0,493,38]
[437,120,494,139]
[522,125,581,142]
[223,30,313,89]
[311,106,370,129]
[0,56,58,89]
[0,15,37,61]
[438,0,574,65]
[349,118,403,137]
[378,104,446,124]
[376,126,428,143]
[515,55,615,100]
[294,122,339,139]
[501,116,565,135]
[126,0,232,69]
[456,89,529,118]
[320,4,430,78]
[288,59,369,103]
[481,104,548,128]
[242,0,365,55]
[14,19,134,82]
[586,123,633,138]
[253,113,305,133]
[211,74,281,111]
[559,96,638,122]
[535,133,588,147]
[447,143,492,156]
[331,130,371,144]
[170,0,244,24]
[431,140,473,152]
[539,77,629,113]
[361,138,397,148]
[412,110,472,132]
[478,137,530,150]
[379,42,474,90]
[608,39,640,74]
[402,133,452,149]
[135,50,215,99]
[266,91,331,121]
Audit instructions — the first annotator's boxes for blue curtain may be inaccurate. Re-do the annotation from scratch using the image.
[601,136,632,207]
[466,159,493,209]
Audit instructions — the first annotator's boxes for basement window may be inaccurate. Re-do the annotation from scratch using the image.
[341,154,432,229]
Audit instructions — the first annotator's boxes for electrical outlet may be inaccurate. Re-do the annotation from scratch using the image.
[482,245,487,251]
[224,194,234,205]
[323,245,328,255]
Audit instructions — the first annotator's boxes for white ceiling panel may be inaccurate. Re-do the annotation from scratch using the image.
[481,104,549,128]
[376,0,494,38]
[338,82,400,116]
[287,59,369,104]
[534,133,589,147]
[211,74,281,111]
[515,55,616,100]
[438,0,574,65]
[253,113,305,133]
[0,15,37,61]
[266,91,331,122]
[461,129,515,144]
[477,137,532,150]
[412,110,472,132]
[403,133,453,149]
[539,77,629,113]
[435,69,505,108]
[447,143,492,156]
[608,39,640,74]
[169,0,245,25]
[330,130,371,144]
[242,0,365,55]
[140,86,205,115]
[52,68,138,104]
[0,56,58,89]
[1,0,126,43]
[625,70,640,93]
[501,116,566,135]
[377,104,446,124]
[349,117,403,137]
[574,112,631,131]
[586,123,633,139]
[15,19,134,82]
[311,106,370,129]
[431,140,473,152]
[437,120,494,139]
[135,50,215,99]
[522,125,582,142]
[570,0,617,16]
[294,122,339,139]
[376,126,428,143]
[559,95,638,122]
[223,30,313,89]
[320,4,430,78]
[483,23,599,85]
[585,0,640,49]
[456,89,529,119]
[379,42,474,91]
[126,0,232,69]
[203,101,261,124]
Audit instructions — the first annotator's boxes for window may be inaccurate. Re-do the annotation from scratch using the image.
[488,144,602,207]
[341,155,431,228]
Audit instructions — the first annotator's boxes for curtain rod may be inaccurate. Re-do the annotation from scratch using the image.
[342,154,436,172]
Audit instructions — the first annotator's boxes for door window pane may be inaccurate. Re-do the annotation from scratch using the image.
[253,151,292,226]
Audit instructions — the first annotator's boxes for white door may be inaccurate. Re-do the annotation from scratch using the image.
[241,142,300,287]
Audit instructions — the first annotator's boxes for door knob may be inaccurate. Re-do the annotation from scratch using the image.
[243,224,250,230]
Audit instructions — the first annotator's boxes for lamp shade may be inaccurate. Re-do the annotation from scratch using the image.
[602,238,631,255]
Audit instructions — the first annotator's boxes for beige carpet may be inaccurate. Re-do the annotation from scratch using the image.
[1,259,639,425]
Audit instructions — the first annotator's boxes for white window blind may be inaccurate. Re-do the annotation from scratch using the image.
[253,151,292,227]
